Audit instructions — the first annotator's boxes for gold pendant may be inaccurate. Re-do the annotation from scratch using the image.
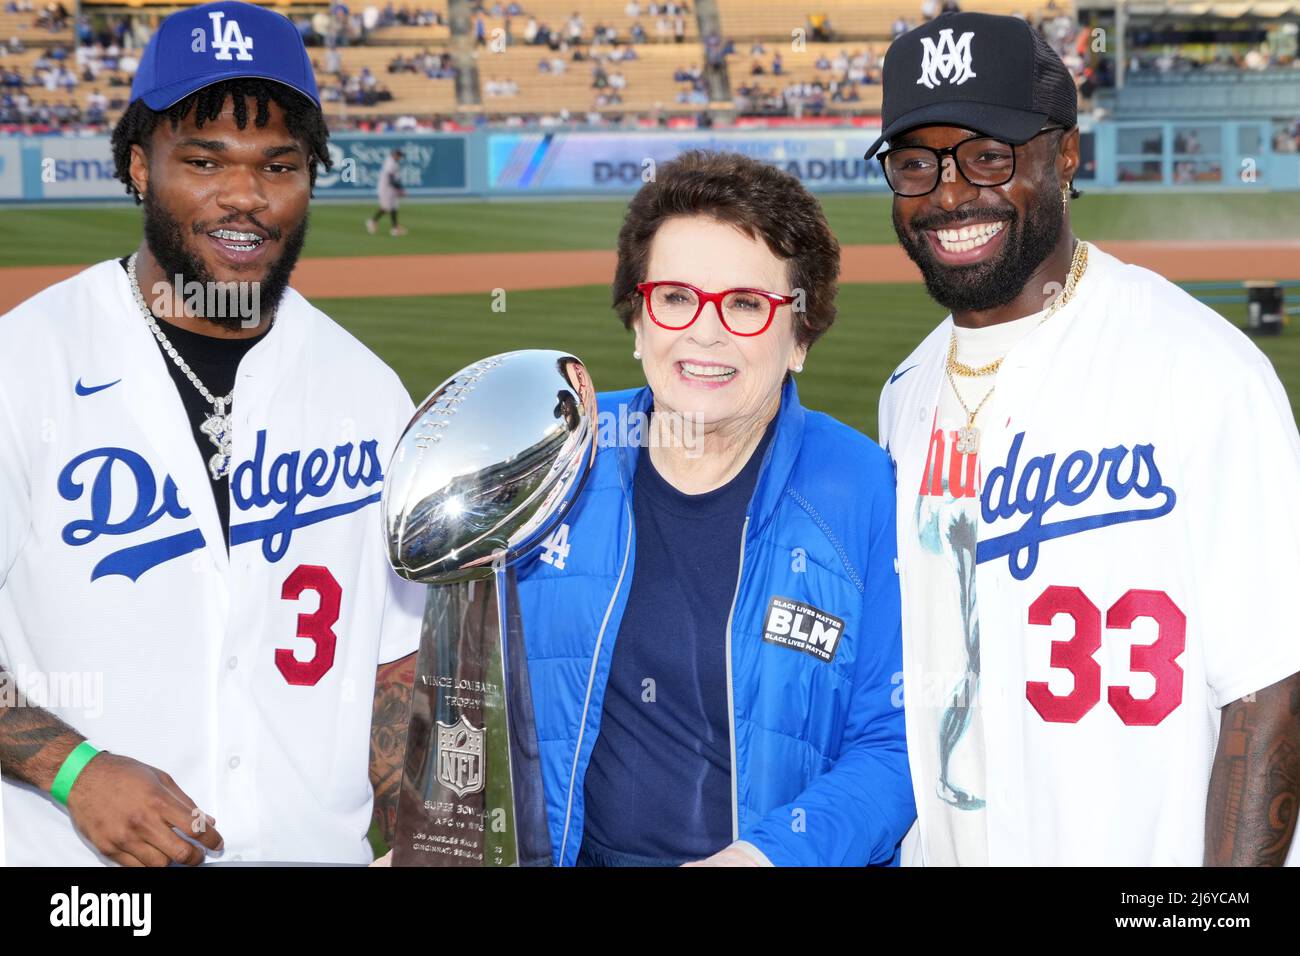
[955,425,980,456]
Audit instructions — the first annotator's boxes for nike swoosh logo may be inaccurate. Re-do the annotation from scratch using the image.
[75,378,121,396]
[889,365,917,385]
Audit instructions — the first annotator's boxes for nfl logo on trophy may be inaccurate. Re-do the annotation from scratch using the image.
[437,717,485,799]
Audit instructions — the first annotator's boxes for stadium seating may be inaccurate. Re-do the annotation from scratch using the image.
[10,0,1074,125]
[475,40,709,114]
[366,22,452,43]
[0,10,72,44]
[0,47,113,103]
[715,0,1041,39]
[313,44,457,116]
[475,0,698,45]
[728,40,886,112]
[79,0,299,6]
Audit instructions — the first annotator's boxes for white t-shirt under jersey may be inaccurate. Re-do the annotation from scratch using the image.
[910,309,1042,867]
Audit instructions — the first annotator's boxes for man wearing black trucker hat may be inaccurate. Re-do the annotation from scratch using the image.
[0,1,421,865]
[874,13,1300,866]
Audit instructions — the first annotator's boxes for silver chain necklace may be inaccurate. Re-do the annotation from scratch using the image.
[127,253,233,481]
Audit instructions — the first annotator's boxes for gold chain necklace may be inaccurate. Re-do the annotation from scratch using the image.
[946,241,1089,456]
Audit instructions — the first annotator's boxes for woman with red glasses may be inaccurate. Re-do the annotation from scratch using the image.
[514,150,914,866]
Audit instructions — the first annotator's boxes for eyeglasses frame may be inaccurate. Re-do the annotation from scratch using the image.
[873,126,1069,198]
[634,280,796,337]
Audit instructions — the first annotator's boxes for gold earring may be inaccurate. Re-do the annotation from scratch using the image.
[1061,186,1070,211]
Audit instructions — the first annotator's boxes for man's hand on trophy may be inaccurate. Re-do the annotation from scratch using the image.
[681,844,766,867]
[370,850,394,867]
[66,752,224,867]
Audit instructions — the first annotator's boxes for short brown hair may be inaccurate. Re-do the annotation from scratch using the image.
[612,150,841,350]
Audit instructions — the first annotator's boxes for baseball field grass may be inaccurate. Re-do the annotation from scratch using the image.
[2,191,1299,265]
[321,286,1295,441]
[2,192,1297,438]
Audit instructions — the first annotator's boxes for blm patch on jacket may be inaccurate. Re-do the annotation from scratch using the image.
[761,597,845,663]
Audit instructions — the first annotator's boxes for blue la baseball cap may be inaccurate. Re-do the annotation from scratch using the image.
[130,0,320,111]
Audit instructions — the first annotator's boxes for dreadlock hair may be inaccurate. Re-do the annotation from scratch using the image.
[110,77,332,204]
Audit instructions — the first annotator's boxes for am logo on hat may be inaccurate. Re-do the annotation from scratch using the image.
[917,27,976,89]
[864,12,1077,160]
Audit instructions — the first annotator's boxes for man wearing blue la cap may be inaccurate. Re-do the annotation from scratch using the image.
[0,0,424,866]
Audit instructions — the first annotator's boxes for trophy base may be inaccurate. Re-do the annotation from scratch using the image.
[392,568,550,867]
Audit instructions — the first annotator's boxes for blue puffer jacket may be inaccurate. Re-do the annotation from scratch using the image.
[514,378,915,866]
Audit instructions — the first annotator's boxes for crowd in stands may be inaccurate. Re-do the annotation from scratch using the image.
[672,63,707,106]
[5,2,1299,138]
[1275,118,1300,152]
[1124,46,1298,76]
[732,41,879,116]
[475,3,711,115]
[0,27,139,129]
[304,5,445,50]
[387,47,455,78]
[484,76,519,96]
[474,2,694,49]
[333,113,456,132]
[3,1,69,33]
[320,60,396,108]
[371,3,444,29]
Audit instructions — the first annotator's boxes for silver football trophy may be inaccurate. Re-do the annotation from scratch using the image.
[382,351,596,866]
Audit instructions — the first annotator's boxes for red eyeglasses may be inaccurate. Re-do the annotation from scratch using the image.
[636,281,795,336]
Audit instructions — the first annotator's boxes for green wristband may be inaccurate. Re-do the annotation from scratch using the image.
[50,741,100,806]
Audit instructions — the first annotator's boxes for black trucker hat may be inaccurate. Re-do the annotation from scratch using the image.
[864,12,1077,159]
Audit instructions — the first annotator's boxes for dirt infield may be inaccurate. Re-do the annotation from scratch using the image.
[1,240,1297,312]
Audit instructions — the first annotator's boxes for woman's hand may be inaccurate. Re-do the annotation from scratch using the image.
[681,845,764,867]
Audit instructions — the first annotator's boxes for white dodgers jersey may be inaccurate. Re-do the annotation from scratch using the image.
[0,259,423,866]
[880,243,1300,865]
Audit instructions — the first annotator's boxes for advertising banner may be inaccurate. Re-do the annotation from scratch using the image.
[316,133,469,196]
[487,128,889,194]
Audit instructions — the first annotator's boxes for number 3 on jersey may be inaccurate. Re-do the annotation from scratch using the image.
[277,564,341,686]
[538,523,572,570]
[1026,586,1185,726]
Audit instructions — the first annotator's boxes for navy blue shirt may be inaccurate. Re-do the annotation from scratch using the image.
[580,420,775,864]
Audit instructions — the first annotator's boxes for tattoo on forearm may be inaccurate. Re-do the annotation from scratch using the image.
[0,666,83,789]
[370,654,415,848]
[1206,674,1300,866]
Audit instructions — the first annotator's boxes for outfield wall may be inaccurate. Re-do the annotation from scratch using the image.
[3,119,1298,203]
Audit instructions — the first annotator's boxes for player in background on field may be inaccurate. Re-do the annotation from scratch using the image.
[870,13,1300,866]
[0,1,421,866]
[366,148,407,237]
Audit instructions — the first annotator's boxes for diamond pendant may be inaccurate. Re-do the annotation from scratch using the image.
[955,425,980,456]
[199,398,233,481]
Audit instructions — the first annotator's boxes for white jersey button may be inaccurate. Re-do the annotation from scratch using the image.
[227,656,238,670]
[228,756,241,770]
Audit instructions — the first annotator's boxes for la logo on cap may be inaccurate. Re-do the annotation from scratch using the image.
[917,28,975,89]
[197,9,254,62]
